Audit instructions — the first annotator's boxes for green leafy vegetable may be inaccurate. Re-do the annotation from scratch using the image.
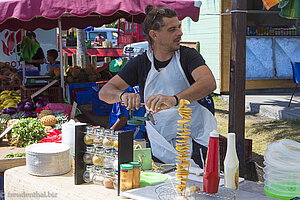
[9,118,46,147]
[4,153,26,158]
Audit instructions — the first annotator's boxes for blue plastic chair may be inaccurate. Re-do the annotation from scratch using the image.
[288,62,300,107]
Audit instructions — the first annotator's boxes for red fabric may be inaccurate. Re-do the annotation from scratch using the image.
[39,129,62,143]
[0,0,200,32]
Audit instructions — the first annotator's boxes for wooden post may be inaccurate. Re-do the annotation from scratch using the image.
[72,54,76,67]
[91,55,97,68]
[229,0,247,176]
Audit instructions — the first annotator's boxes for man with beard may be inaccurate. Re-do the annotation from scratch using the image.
[99,6,217,170]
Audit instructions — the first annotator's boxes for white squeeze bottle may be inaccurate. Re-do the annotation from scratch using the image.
[224,133,239,189]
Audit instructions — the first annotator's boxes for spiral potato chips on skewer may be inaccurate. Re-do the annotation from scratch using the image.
[176,99,192,196]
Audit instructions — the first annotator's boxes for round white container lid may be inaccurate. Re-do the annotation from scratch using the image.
[26,143,70,154]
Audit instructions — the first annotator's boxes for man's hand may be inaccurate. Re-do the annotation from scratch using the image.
[121,92,142,110]
[145,94,177,113]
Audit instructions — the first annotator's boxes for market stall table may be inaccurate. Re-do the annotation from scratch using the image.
[4,166,275,200]
[4,166,121,200]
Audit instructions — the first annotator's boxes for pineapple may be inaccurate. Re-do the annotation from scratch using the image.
[40,115,57,126]
[38,110,53,119]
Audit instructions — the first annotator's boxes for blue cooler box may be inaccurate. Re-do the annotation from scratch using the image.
[66,82,97,103]
[92,86,113,116]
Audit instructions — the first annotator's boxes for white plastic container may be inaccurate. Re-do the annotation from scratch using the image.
[264,139,300,199]
[223,133,239,190]
[61,120,75,153]
[26,143,71,176]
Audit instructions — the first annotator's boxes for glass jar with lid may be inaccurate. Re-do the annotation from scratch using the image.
[83,165,94,183]
[86,126,95,134]
[113,131,120,150]
[83,146,94,164]
[92,166,104,185]
[92,147,105,166]
[129,162,141,188]
[113,174,118,190]
[103,156,114,169]
[103,169,115,189]
[103,136,114,148]
[96,127,105,135]
[84,131,95,145]
[120,164,133,191]
[93,133,104,147]
[104,129,114,137]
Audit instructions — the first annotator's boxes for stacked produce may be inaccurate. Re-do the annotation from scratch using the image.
[45,67,61,79]
[0,63,22,88]
[0,90,21,114]
[65,64,112,83]
[9,118,47,147]
[0,90,69,147]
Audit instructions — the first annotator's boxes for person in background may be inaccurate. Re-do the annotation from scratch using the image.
[26,31,46,71]
[94,33,105,46]
[46,49,60,72]
[109,86,146,139]
[99,6,217,169]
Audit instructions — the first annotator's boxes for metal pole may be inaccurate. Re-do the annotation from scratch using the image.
[58,18,65,99]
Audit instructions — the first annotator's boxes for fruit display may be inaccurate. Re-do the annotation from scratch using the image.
[45,67,61,80]
[0,63,22,88]
[0,90,21,114]
[65,64,112,83]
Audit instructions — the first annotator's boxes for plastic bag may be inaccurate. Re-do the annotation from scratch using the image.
[36,103,72,117]
[39,129,62,143]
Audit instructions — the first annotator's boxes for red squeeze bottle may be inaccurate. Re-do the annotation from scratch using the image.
[203,130,220,194]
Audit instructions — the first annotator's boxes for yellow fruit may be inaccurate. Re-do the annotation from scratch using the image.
[9,91,18,96]
[4,103,17,109]
[0,90,9,95]
[0,94,10,100]
[3,99,16,106]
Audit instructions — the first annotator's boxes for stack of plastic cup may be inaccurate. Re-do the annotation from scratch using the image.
[264,139,300,200]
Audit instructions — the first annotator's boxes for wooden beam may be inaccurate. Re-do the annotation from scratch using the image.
[229,0,247,174]
[221,79,295,92]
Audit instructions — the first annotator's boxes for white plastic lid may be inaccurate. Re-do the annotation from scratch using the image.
[210,130,219,137]
[26,143,70,154]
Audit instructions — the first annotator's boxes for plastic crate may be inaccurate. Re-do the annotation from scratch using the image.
[75,89,93,105]
[66,82,97,101]
[20,85,63,103]
[19,70,40,78]
[92,86,112,116]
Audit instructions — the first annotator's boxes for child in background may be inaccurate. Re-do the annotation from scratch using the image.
[46,49,60,72]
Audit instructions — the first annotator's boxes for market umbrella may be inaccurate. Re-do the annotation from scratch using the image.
[0,0,201,97]
[0,0,201,31]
